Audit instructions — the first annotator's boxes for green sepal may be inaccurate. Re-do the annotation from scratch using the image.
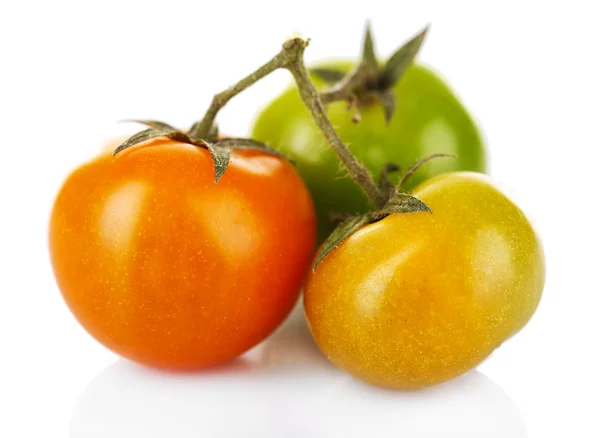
[379,25,430,90]
[113,128,195,156]
[376,192,432,219]
[216,138,290,162]
[113,120,292,184]
[310,68,347,84]
[205,142,231,183]
[313,214,372,272]
[314,152,450,271]
[361,22,378,72]
[376,90,397,124]
[315,23,430,124]
[124,120,178,131]
[399,153,455,188]
[206,138,293,183]
[313,191,431,272]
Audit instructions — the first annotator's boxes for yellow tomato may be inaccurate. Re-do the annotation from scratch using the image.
[304,172,545,389]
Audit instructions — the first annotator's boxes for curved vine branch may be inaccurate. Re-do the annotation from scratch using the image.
[193,38,387,208]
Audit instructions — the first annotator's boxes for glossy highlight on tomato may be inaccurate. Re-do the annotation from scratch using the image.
[252,62,486,242]
[49,139,316,370]
[304,172,544,389]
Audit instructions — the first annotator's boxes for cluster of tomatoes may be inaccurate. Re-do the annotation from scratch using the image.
[49,29,544,389]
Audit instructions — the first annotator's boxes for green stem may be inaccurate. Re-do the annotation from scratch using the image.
[190,39,305,140]
[285,49,387,208]
[319,62,374,104]
[194,38,386,208]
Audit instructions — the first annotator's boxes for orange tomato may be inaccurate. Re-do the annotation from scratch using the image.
[304,172,544,389]
[49,139,316,370]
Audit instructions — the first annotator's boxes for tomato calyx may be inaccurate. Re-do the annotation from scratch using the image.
[312,23,429,124]
[313,191,430,272]
[313,153,454,272]
[113,120,288,183]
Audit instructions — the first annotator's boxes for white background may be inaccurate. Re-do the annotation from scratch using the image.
[1,1,599,437]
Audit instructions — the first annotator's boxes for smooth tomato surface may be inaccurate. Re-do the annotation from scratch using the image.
[304,172,544,389]
[252,62,486,242]
[50,139,316,370]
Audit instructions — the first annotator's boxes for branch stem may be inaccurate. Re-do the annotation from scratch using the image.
[190,39,304,140]
[195,38,387,208]
[285,51,387,207]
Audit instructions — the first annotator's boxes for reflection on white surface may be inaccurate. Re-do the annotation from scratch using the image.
[71,304,527,438]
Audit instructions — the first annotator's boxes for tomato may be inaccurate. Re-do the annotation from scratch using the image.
[304,172,544,389]
[252,62,486,242]
[49,139,316,370]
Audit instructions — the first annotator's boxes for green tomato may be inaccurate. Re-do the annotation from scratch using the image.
[252,62,486,242]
